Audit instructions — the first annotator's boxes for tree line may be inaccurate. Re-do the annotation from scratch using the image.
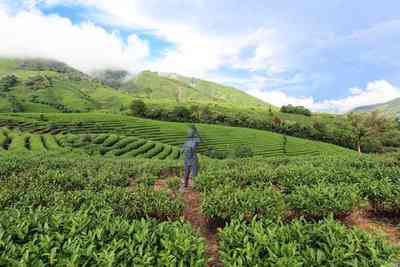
[130,99,400,154]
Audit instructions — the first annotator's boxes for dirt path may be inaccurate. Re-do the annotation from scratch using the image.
[342,209,400,245]
[154,179,222,267]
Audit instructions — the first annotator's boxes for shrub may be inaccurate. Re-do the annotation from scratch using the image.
[0,208,205,266]
[0,74,18,91]
[202,185,285,222]
[287,183,362,218]
[167,177,181,191]
[173,106,191,121]
[233,145,254,158]
[143,143,164,158]
[113,140,146,156]
[281,104,312,116]
[203,147,227,159]
[219,217,397,266]
[361,177,400,213]
[25,75,52,90]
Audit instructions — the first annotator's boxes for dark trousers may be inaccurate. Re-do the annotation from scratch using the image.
[182,160,199,187]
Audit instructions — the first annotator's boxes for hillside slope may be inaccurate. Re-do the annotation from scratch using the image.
[0,58,132,113]
[352,98,400,116]
[0,113,354,158]
[122,71,274,110]
[0,58,277,114]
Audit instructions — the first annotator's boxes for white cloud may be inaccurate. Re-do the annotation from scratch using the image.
[249,89,315,108]
[316,80,400,113]
[0,7,149,72]
[247,80,400,113]
[37,0,281,78]
[2,1,400,114]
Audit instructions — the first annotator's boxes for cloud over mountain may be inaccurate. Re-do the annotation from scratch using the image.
[0,7,149,72]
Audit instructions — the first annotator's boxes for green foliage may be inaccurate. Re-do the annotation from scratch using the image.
[1,140,400,264]
[173,105,191,121]
[25,75,52,90]
[17,58,82,75]
[123,70,270,109]
[202,185,285,222]
[362,177,400,213]
[103,134,120,147]
[2,111,343,159]
[0,152,204,265]
[347,111,393,153]
[130,99,147,116]
[0,74,18,91]
[281,104,312,116]
[219,217,397,266]
[0,186,184,220]
[287,184,362,218]
[203,147,228,159]
[167,177,181,191]
[135,175,159,188]
[233,145,254,158]
[0,208,205,266]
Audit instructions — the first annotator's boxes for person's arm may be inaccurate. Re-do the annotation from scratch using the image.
[181,143,185,153]
[193,126,202,143]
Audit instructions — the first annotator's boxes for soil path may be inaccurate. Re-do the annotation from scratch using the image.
[155,179,222,267]
[342,209,400,245]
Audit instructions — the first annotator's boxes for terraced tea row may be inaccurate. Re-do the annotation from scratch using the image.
[59,133,182,160]
[0,130,65,153]
[0,130,182,160]
[0,113,353,158]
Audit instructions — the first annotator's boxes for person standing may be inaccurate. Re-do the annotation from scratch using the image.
[180,125,201,191]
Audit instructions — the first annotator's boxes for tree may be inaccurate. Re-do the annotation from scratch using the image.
[129,99,146,116]
[347,111,390,155]
[189,105,201,122]
[25,75,52,90]
[347,113,369,155]
[280,104,312,116]
[0,74,18,91]
[173,106,190,121]
[200,105,212,122]
[271,115,282,128]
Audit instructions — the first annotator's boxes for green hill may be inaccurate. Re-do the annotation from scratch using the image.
[0,58,132,113]
[122,71,274,110]
[0,58,276,114]
[351,98,400,116]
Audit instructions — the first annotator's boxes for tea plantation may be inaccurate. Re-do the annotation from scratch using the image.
[0,113,350,158]
[1,113,399,266]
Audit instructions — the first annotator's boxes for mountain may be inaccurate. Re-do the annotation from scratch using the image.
[0,58,132,113]
[352,98,400,116]
[122,71,274,110]
[0,58,275,113]
[91,69,129,89]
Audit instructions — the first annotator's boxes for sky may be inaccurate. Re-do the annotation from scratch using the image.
[1,0,400,113]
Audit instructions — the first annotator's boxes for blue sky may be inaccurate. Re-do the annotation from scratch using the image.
[1,0,400,112]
